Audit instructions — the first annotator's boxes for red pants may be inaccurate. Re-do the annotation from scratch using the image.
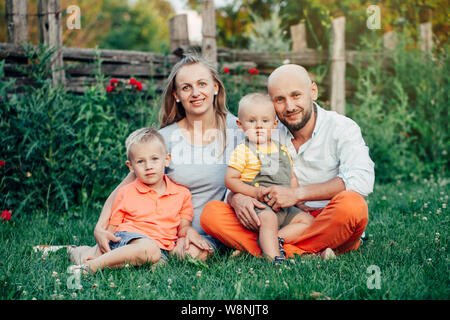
[200,191,368,257]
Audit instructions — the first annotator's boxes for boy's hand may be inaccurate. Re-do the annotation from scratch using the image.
[185,227,211,252]
[94,227,121,253]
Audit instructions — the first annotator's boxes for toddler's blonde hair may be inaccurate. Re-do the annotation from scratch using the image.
[238,92,274,119]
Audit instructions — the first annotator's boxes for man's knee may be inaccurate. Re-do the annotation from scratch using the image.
[331,190,368,226]
[200,200,229,232]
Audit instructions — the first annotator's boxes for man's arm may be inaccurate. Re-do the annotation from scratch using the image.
[262,177,345,212]
[335,119,375,197]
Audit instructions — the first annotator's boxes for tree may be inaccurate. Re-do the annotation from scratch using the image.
[0,0,175,53]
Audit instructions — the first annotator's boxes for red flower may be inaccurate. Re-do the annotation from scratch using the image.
[135,81,143,91]
[223,67,230,74]
[0,160,4,167]
[1,210,11,221]
[110,78,119,86]
[129,78,138,85]
[248,68,259,75]
[106,85,115,93]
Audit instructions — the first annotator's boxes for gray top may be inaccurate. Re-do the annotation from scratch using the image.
[158,113,244,235]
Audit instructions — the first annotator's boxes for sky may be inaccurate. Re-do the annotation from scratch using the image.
[166,0,234,44]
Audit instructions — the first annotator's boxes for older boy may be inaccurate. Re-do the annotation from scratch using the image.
[68,128,203,274]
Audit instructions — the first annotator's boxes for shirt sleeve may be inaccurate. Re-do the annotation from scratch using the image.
[335,119,375,197]
[227,143,248,173]
[109,187,126,226]
[179,188,194,222]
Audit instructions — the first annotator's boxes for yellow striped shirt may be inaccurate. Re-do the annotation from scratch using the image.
[228,142,292,182]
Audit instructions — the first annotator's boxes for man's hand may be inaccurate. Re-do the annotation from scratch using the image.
[260,185,301,212]
[230,193,266,232]
[94,227,121,254]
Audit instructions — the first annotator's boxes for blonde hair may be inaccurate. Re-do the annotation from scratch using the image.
[159,54,229,154]
[238,92,274,119]
[125,127,167,160]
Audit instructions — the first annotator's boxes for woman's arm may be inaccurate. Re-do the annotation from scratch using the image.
[94,171,135,253]
[178,219,211,251]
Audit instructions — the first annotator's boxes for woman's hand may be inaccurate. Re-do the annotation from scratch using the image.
[230,193,266,232]
[184,227,211,252]
[94,226,121,254]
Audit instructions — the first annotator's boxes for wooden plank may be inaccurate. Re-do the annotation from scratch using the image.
[290,23,307,51]
[202,0,217,66]
[6,0,28,44]
[217,47,325,69]
[169,14,190,53]
[329,16,346,115]
[62,47,177,64]
[65,63,170,78]
[420,22,433,54]
[38,0,65,86]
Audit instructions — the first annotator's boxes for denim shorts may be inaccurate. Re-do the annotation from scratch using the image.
[109,231,169,260]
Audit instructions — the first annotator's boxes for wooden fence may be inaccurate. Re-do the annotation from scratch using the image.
[1,0,434,115]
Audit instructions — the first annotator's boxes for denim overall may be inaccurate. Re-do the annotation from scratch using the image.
[244,139,301,228]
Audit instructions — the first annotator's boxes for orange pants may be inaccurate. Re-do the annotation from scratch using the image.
[200,190,368,258]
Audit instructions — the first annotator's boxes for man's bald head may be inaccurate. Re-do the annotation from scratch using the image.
[268,64,312,92]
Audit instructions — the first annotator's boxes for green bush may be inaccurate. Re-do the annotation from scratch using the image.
[347,34,449,183]
[0,47,159,217]
[1,38,448,218]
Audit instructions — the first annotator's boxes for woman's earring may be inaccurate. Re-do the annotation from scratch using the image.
[176,99,180,103]
[214,92,218,95]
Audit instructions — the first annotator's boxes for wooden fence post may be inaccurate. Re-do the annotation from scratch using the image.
[169,14,190,53]
[202,0,217,67]
[383,31,397,51]
[290,22,307,51]
[6,0,28,44]
[329,16,346,115]
[420,22,432,54]
[38,0,66,86]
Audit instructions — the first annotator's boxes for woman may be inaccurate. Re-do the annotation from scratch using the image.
[92,55,244,261]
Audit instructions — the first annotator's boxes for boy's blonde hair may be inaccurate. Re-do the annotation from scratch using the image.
[238,92,274,119]
[125,127,167,160]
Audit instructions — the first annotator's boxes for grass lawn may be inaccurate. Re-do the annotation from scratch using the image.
[0,179,448,301]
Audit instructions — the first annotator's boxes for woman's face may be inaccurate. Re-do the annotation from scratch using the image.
[172,63,219,118]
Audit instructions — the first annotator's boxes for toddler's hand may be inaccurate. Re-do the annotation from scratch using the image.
[256,186,268,203]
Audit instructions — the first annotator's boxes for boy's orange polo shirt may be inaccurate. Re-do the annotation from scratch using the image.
[109,175,194,251]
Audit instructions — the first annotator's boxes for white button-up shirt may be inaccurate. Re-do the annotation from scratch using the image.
[277,103,375,208]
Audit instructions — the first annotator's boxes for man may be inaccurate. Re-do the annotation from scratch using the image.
[200,64,374,258]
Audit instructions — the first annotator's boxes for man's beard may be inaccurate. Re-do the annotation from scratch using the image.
[279,99,313,132]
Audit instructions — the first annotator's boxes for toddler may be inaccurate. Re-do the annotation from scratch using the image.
[225,93,314,264]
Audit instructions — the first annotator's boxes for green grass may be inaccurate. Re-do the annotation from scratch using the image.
[1,179,448,300]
